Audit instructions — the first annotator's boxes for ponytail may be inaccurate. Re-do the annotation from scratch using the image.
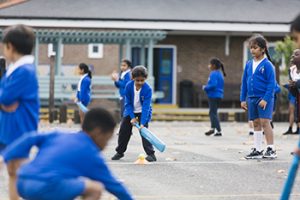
[265,48,273,63]
[87,70,92,79]
[220,63,226,77]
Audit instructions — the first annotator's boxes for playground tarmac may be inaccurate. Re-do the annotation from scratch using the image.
[1,121,300,200]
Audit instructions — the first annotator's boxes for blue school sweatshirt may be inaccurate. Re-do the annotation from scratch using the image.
[204,70,224,98]
[123,80,152,125]
[114,71,131,98]
[77,75,91,106]
[2,131,133,200]
[0,63,39,145]
[240,58,276,102]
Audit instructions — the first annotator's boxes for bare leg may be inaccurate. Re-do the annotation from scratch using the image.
[253,119,262,131]
[82,179,104,200]
[289,103,295,128]
[79,110,85,125]
[261,118,273,145]
[7,159,26,200]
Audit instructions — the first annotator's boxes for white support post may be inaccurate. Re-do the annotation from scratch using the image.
[34,37,39,70]
[125,39,131,60]
[225,35,230,56]
[55,38,62,75]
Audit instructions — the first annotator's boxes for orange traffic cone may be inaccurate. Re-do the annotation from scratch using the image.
[134,153,149,165]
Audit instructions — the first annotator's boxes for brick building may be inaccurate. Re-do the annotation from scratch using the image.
[0,0,299,108]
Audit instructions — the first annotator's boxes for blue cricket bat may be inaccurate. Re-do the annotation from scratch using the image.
[134,123,166,152]
[280,138,300,200]
[77,102,89,113]
[281,86,300,200]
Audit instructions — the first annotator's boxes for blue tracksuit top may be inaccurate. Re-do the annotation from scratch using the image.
[2,131,133,200]
[76,75,91,106]
[123,80,152,125]
[0,64,39,145]
[240,58,276,102]
[114,71,131,98]
[204,70,224,98]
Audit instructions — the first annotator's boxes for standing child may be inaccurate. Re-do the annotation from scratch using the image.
[0,108,133,200]
[111,66,156,162]
[283,91,297,134]
[76,63,92,123]
[291,14,300,48]
[203,58,226,137]
[288,49,300,132]
[240,34,276,159]
[111,59,132,117]
[0,24,39,200]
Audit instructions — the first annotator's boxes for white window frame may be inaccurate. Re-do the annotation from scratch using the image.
[88,43,103,58]
[48,43,64,58]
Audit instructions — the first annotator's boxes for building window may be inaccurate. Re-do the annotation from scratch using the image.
[48,43,64,58]
[243,41,285,69]
[88,44,103,58]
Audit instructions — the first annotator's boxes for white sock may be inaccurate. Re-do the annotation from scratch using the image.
[254,131,263,151]
[249,128,254,133]
[267,145,274,150]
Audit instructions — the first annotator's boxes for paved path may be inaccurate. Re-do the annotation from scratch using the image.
[1,121,300,200]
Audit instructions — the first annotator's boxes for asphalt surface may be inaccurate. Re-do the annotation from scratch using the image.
[1,121,300,200]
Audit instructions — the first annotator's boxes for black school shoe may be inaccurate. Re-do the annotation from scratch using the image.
[283,129,293,135]
[205,129,215,136]
[249,131,254,136]
[111,153,124,160]
[145,154,157,162]
[214,132,222,136]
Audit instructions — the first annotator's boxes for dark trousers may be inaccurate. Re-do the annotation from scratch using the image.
[120,98,125,118]
[208,98,221,132]
[116,113,155,155]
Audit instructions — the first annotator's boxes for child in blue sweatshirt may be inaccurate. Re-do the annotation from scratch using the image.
[240,34,276,159]
[111,66,156,162]
[112,59,132,117]
[0,24,39,200]
[76,63,92,123]
[0,108,133,200]
[203,58,226,137]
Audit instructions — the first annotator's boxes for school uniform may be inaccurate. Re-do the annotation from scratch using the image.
[1,131,133,200]
[114,69,131,116]
[77,74,91,107]
[115,80,154,156]
[0,55,39,147]
[240,58,276,120]
[273,82,281,112]
[204,70,224,132]
[289,65,300,122]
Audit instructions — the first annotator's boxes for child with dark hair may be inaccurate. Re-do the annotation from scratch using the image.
[0,108,133,200]
[112,59,133,117]
[112,65,156,162]
[291,14,300,48]
[76,63,92,123]
[240,34,276,159]
[0,24,39,200]
[203,58,226,137]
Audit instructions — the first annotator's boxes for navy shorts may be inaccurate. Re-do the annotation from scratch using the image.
[248,97,274,120]
[17,177,85,200]
[289,93,296,105]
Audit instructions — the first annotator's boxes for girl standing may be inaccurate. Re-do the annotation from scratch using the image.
[240,34,276,159]
[203,58,226,137]
[111,59,132,117]
[76,63,92,123]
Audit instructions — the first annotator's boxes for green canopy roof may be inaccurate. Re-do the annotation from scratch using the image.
[1,29,166,44]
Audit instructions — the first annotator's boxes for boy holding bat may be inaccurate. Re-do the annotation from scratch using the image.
[111,65,156,162]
